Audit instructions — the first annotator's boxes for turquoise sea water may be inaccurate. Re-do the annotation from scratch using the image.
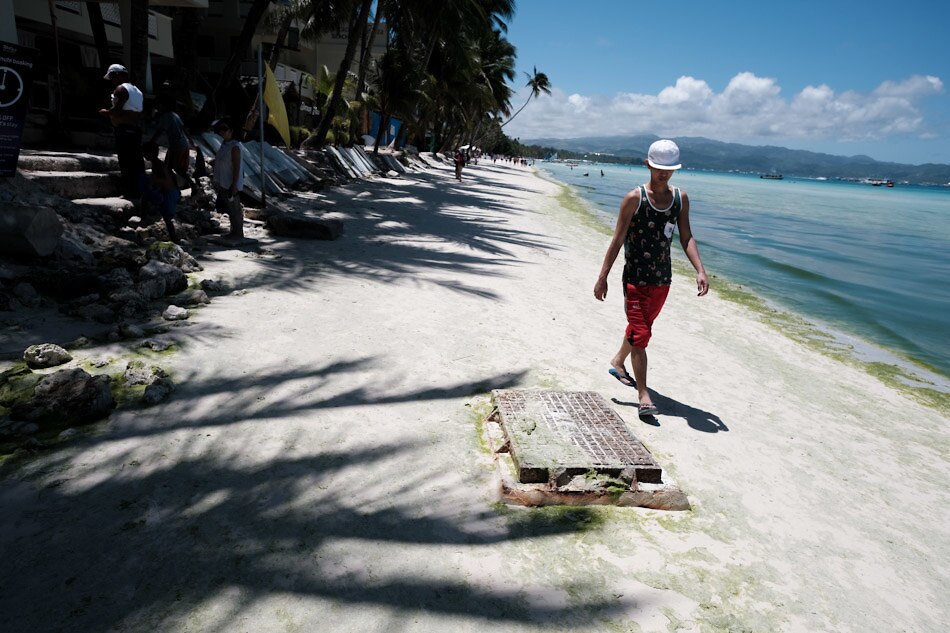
[539,162,950,381]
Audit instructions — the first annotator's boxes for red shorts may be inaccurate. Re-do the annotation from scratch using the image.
[624,284,670,348]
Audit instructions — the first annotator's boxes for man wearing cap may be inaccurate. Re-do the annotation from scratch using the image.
[594,139,709,417]
[99,64,145,199]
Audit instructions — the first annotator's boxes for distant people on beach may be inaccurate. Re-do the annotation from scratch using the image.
[99,64,145,199]
[149,97,196,195]
[211,118,245,240]
[593,139,708,417]
[454,149,464,181]
[141,140,180,243]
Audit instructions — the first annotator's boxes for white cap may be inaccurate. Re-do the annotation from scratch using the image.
[646,139,682,170]
[104,64,128,79]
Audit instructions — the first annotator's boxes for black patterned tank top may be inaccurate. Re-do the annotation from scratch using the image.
[622,185,681,286]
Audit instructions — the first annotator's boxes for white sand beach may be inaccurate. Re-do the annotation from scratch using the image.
[1,156,947,632]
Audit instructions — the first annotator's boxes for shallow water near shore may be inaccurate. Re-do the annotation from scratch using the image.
[539,161,950,393]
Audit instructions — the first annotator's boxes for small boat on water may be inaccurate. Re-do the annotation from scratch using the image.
[760,173,783,180]
[866,178,895,187]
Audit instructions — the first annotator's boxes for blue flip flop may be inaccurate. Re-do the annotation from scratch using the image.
[608,367,636,387]
[638,402,659,417]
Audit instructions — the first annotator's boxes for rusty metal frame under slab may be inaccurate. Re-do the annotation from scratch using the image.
[482,407,690,511]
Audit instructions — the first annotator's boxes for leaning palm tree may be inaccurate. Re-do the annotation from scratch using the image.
[309,0,373,147]
[500,66,551,127]
[304,65,360,145]
[201,0,272,124]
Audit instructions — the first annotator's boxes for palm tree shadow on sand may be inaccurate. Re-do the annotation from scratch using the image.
[612,391,728,433]
[0,359,637,631]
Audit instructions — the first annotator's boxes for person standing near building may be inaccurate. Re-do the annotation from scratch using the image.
[99,64,145,199]
[211,118,244,240]
[593,140,709,417]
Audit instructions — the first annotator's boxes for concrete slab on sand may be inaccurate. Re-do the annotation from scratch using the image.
[487,389,689,510]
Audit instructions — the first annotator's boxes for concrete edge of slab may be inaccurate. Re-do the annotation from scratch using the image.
[483,411,690,511]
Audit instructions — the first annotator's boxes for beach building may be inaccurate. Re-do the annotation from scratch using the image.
[3,1,189,147]
[1,0,387,148]
[197,0,388,133]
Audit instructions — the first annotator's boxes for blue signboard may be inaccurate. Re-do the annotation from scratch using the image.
[0,41,38,177]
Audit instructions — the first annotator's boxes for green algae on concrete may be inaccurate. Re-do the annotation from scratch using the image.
[467,396,496,456]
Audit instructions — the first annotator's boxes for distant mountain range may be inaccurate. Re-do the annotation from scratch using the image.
[521,134,950,185]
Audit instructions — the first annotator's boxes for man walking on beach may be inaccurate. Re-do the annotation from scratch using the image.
[99,64,145,199]
[594,140,708,416]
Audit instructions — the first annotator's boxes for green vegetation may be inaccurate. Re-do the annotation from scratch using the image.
[467,398,495,456]
[547,180,611,234]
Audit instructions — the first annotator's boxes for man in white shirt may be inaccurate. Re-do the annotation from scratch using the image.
[99,64,145,199]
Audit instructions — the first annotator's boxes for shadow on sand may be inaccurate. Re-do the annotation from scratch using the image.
[612,391,729,433]
[1,357,634,630]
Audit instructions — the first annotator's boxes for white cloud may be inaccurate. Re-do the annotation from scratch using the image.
[873,75,943,98]
[504,73,944,145]
[566,93,591,112]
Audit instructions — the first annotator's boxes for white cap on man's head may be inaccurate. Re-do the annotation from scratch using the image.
[646,139,682,170]
[104,64,128,79]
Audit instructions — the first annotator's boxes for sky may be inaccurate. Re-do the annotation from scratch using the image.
[502,0,950,165]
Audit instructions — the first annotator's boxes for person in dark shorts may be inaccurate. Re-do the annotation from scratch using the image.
[593,140,708,417]
[149,97,196,194]
[141,141,180,243]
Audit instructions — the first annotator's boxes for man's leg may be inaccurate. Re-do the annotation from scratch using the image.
[630,345,650,406]
[610,337,633,383]
[226,195,244,238]
[115,127,144,198]
[623,284,670,407]
[163,217,178,243]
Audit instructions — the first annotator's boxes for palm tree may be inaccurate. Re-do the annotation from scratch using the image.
[201,0,272,124]
[169,5,207,114]
[351,5,383,141]
[128,1,149,87]
[366,47,420,153]
[309,0,373,147]
[304,65,360,146]
[385,0,515,150]
[86,2,110,72]
[499,66,550,128]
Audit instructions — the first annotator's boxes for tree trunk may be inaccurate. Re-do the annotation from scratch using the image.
[351,6,382,140]
[46,1,63,128]
[393,123,408,150]
[170,7,206,114]
[373,111,390,154]
[311,0,372,147]
[200,0,271,123]
[129,1,149,87]
[268,14,293,69]
[86,2,111,69]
